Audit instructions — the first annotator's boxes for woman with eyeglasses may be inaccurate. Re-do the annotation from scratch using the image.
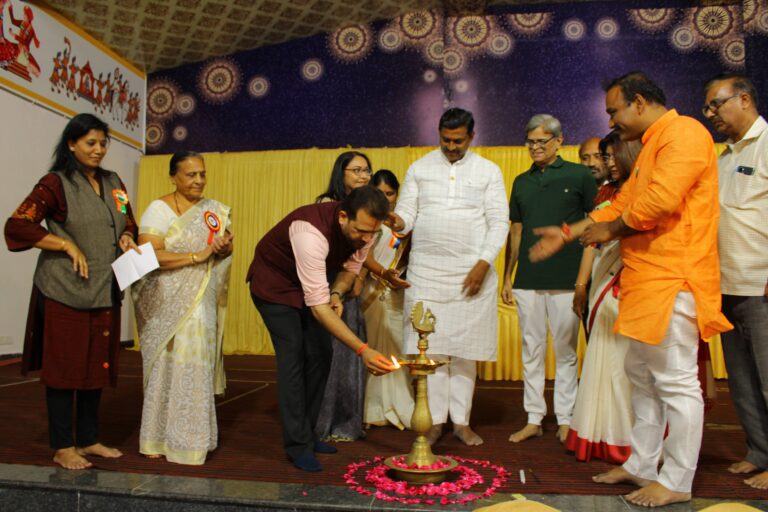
[314,151,374,443]
[565,135,643,464]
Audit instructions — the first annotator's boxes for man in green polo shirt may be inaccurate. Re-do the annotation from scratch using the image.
[502,113,597,444]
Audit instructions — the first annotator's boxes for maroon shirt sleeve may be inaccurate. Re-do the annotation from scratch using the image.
[4,174,66,251]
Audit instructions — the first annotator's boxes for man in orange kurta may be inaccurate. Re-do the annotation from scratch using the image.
[528,72,732,508]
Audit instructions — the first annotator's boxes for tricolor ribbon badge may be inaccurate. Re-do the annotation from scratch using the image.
[387,234,401,249]
[204,210,222,245]
[112,189,128,214]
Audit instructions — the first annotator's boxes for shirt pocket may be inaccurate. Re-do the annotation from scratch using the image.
[457,179,486,207]
[722,171,758,208]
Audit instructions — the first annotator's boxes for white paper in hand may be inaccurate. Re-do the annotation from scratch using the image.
[111,242,159,291]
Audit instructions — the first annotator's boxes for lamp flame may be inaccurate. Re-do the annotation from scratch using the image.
[390,355,401,369]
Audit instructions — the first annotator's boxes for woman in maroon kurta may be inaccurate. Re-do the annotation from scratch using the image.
[4,113,138,470]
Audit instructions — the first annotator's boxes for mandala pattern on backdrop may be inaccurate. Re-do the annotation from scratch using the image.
[147,79,179,121]
[329,24,374,63]
[506,12,554,37]
[627,8,677,33]
[248,76,270,98]
[400,10,438,41]
[378,27,404,53]
[175,94,196,116]
[562,18,587,41]
[595,17,619,40]
[487,31,514,57]
[172,125,187,142]
[145,122,165,149]
[693,5,734,40]
[301,58,324,82]
[451,16,491,49]
[197,59,242,105]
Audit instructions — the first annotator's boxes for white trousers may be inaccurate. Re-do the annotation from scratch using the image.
[426,355,476,425]
[622,291,703,493]
[513,289,580,425]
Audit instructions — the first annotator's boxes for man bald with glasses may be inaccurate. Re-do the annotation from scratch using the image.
[501,114,597,444]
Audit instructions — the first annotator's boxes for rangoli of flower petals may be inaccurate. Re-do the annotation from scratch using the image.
[197,59,241,105]
[344,456,510,506]
[627,8,676,33]
[248,75,270,98]
[670,25,696,51]
[378,27,404,53]
[693,6,734,40]
[172,125,187,142]
[423,38,445,66]
[145,122,165,148]
[595,17,619,40]
[301,58,324,82]
[400,10,437,41]
[720,38,746,68]
[506,12,553,37]
[423,69,438,83]
[487,32,514,57]
[563,19,587,40]
[175,94,196,116]
[442,48,466,75]
[452,16,491,48]
[147,80,178,121]
[329,24,373,63]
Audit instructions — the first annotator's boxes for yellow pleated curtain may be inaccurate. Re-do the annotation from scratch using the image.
[135,145,726,380]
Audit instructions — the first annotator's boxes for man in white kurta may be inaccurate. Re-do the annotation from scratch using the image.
[391,108,509,445]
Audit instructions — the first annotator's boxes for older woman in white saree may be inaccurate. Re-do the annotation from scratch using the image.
[133,151,233,465]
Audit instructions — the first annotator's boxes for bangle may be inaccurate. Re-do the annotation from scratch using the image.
[355,343,368,356]
[560,223,572,242]
[330,290,342,298]
[574,283,587,288]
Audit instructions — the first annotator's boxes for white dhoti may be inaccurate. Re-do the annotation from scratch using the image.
[622,291,703,493]
[425,355,477,425]
[512,289,580,425]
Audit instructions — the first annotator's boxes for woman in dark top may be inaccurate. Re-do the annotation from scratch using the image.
[4,113,139,470]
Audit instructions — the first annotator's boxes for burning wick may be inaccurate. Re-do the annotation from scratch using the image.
[519,469,526,484]
[390,355,401,369]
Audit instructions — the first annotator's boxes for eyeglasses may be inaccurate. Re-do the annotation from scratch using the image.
[345,167,372,176]
[600,154,615,164]
[701,94,739,115]
[525,135,556,148]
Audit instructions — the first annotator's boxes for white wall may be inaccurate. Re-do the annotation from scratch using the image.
[0,88,143,356]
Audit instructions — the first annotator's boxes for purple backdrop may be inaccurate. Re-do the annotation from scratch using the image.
[145,1,768,153]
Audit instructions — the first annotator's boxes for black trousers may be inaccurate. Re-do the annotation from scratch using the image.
[46,387,102,449]
[252,296,333,460]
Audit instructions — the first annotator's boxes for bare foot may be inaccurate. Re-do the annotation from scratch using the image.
[625,482,691,507]
[426,424,444,445]
[453,425,483,446]
[53,447,92,470]
[592,466,653,487]
[728,460,759,474]
[77,443,123,458]
[143,454,163,459]
[745,471,768,490]
[508,423,542,443]
[556,425,569,443]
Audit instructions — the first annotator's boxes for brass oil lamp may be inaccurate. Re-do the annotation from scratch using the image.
[383,301,458,483]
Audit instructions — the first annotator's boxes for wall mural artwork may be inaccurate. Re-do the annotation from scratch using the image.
[146,0,767,155]
[0,0,146,150]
